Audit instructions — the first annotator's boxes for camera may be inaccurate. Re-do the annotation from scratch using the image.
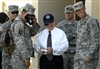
[41,49,47,53]
[25,14,35,25]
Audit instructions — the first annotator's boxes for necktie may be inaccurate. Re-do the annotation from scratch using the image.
[46,31,53,61]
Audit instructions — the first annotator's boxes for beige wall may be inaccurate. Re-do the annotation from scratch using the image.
[92,0,99,20]
[85,0,92,15]
[85,0,100,21]
[0,1,2,11]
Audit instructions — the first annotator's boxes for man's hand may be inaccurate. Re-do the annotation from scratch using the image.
[47,47,53,54]
[40,47,47,55]
[25,58,30,67]
[83,57,90,64]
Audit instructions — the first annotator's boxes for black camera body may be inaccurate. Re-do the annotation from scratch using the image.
[25,14,35,25]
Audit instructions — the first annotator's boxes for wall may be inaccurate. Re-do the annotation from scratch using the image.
[92,0,99,20]
[85,0,92,16]
[86,0,100,21]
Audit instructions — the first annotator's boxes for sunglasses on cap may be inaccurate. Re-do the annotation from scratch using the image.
[11,11,19,14]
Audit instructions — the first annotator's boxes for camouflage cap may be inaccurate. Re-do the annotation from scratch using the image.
[64,5,74,13]
[8,5,18,12]
[23,3,35,15]
[73,1,84,12]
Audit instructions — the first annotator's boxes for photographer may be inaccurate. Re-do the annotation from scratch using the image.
[10,3,40,69]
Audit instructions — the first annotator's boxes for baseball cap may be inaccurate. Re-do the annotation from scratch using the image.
[23,3,35,15]
[8,5,18,12]
[64,5,74,13]
[73,1,84,12]
[43,14,54,25]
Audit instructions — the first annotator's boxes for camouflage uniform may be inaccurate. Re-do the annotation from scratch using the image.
[2,20,13,69]
[96,27,100,69]
[10,3,40,69]
[57,5,77,69]
[0,12,8,69]
[73,1,99,69]
[1,5,18,69]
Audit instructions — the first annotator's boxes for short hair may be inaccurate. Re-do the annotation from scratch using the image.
[0,12,9,24]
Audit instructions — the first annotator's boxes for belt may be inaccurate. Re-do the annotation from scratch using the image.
[64,51,75,54]
[69,45,76,47]
[42,55,62,57]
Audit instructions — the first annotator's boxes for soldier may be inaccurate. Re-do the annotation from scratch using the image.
[56,5,77,69]
[0,12,8,69]
[73,1,99,69]
[1,5,19,69]
[10,3,40,69]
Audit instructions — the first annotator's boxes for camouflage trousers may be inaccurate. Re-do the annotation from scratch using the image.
[74,59,98,69]
[2,50,13,69]
[10,50,29,69]
[62,53,75,69]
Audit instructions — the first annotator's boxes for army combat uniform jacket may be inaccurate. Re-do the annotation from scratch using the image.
[10,16,40,69]
[58,20,77,54]
[74,15,99,61]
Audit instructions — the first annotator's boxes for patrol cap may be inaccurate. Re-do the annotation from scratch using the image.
[0,12,8,23]
[23,3,35,15]
[43,14,54,25]
[8,5,18,12]
[64,5,74,13]
[73,1,84,12]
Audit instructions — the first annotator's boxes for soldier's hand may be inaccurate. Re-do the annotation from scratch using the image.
[33,17,37,26]
[83,57,90,63]
[25,58,30,67]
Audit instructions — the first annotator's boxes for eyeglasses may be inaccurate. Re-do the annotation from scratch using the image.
[45,24,48,26]
[11,11,19,14]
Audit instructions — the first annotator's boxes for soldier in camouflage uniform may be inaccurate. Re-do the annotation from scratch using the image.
[10,3,40,69]
[1,5,19,69]
[73,1,99,69]
[56,5,77,69]
[0,12,8,69]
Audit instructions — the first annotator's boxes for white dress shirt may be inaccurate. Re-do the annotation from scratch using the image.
[34,27,69,55]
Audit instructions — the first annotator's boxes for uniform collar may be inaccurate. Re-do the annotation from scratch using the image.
[65,20,76,25]
[79,14,90,25]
